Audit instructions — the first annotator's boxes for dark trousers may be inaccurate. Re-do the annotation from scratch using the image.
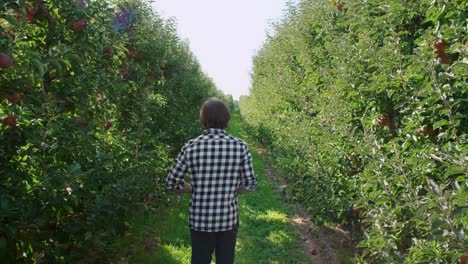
[190,226,238,264]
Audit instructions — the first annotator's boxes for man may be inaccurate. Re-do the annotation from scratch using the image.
[164,97,257,264]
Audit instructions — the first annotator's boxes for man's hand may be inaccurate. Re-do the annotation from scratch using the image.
[174,182,192,194]
[237,186,254,195]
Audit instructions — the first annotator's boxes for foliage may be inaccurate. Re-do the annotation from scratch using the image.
[240,0,467,262]
[0,0,226,262]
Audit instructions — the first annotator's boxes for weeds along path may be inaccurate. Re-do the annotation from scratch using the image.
[115,112,349,263]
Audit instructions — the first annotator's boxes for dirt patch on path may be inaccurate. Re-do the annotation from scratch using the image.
[258,148,353,264]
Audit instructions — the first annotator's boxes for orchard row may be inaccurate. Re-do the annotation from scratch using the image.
[241,0,466,263]
[0,0,231,262]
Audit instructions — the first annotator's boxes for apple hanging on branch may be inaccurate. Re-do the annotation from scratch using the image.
[119,68,128,78]
[434,49,450,64]
[459,255,467,264]
[0,54,13,69]
[2,116,17,127]
[433,38,450,64]
[73,19,88,32]
[378,115,388,127]
[104,120,113,130]
[105,47,113,58]
[433,39,447,50]
[6,93,24,104]
[25,7,37,23]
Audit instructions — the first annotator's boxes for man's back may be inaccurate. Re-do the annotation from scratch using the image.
[165,128,257,232]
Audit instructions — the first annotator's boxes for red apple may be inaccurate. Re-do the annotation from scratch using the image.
[105,47,113,58]
[119,68,128,77]
[423,127,436,140]
[104,120,113,130]
[7,93,23,104]
[336,4,343,11]
[309,248,317,255]
[379,115,388,127]
[0,54,12,69]
[25,7,37,22]
[434,49,446,58]
[440,57,450,64]
[73,19,88,32]
[434,49,450,64]
[25,7,37,16]
[26,15,34,23]
[434,39,447,50]
[459,255,468,264]
[2,116,17,127]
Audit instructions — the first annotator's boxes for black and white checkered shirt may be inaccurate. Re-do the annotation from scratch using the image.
[165,128,257,232]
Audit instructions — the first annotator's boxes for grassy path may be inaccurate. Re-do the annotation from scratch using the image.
[115,112,309,263]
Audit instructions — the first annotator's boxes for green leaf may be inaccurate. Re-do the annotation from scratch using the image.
[68,163,81,174]
[32,59,45,77]
[433,119,449,130]
[63,205,74,214]
[445,166,465,178]
[27,51,42,60]
[68,54,83,66]
[51,60,63,77]
[1,14,20,27]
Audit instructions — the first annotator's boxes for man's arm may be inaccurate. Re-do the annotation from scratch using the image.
[164,145,189,192]
[173,182,192,194]
[238,144,257,194]
[237,186,254,195]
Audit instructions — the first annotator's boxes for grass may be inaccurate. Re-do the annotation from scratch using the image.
[113,112,308,263]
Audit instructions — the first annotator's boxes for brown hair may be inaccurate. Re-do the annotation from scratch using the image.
[200,97,231,129]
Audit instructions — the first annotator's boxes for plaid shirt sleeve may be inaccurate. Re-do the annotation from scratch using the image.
[240,144,257,191]
[164,144,188,191]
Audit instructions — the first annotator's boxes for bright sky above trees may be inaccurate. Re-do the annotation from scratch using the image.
[151,0,297,99]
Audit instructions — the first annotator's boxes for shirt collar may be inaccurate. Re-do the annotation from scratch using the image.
[203,128,227,135]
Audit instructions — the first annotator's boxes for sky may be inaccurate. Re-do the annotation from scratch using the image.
[151,0,297,100]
